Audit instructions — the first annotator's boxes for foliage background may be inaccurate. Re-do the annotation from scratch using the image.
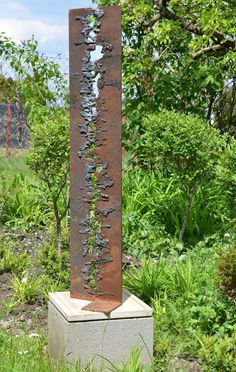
[0,0,236,370]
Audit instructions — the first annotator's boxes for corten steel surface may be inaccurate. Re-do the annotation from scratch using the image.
[69,6,122,313]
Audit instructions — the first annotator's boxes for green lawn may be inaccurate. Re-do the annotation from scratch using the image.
[0,149,33,179]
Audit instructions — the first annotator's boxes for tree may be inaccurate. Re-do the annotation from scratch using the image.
[0,34,69,253]
[0,75,18,103]
[95,0,236,143]
[138,110,226,240]
[27,107,69,254]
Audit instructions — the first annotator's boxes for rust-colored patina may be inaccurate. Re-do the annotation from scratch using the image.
[69,6,122,313]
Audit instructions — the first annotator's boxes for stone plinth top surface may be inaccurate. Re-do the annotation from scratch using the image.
[49,288,153,322]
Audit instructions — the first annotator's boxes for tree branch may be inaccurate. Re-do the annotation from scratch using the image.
[55,166,69,202]
[59,197,70,223]
[193,40,235,59]
[146,14,161,29]
[144,1,235,56]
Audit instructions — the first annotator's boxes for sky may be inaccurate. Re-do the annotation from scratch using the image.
[0,0,94,56]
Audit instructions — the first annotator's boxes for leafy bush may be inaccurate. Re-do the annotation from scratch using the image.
[200,333,236,371]
[123,210,171,258]
[218,245,236,298]
[39,242,70,287]
[27,108,70,253]
[137,110,226,240]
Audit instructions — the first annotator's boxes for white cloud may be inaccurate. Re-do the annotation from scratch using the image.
[0,1,68,53]
[0,18,67,46]
[0,2,31,19]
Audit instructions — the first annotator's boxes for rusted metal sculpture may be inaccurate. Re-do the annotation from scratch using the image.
[69,6,122,313]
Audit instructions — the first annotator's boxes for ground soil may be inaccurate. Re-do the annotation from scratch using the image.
[171,356,203,372]
[0,228,140,335]
[0,227,50,334]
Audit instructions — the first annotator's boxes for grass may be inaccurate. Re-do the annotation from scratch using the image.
[122,168,229,258]
[123,258,165,304]
[0,328,153,372]
[0,150,52,229]
[0,149,33,179]
[0,329,97,372]
[10,273,42,304]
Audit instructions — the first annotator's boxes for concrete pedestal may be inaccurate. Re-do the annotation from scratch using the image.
[48,288,153,368]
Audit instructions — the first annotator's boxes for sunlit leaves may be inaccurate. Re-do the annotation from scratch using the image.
[95,0,235,145]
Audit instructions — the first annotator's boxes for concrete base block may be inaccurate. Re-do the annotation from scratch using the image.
[48,289,153,368]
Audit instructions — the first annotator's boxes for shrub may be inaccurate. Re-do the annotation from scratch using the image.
[218,245,236,298]
[39,242,70,287]
[138,110,226,240]
[200,333,236,371]
[27,108,70,254]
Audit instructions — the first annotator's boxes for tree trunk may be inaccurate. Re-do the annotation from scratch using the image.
[52,194,62,255]
[206,94,215,122]
[179,191,193,241]
[56,219,62,255]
